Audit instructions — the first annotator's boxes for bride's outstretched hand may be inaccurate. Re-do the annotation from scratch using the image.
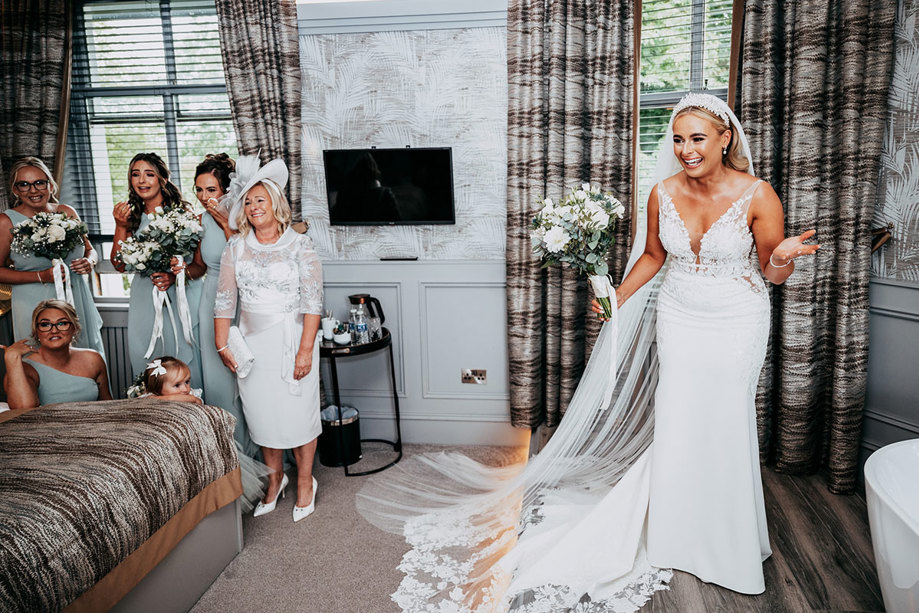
[771,229,820,264]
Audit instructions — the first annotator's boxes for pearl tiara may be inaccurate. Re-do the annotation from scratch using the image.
[672,92,731,125]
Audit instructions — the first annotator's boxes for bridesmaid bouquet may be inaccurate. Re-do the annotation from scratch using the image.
[10,211,88,303]
[115,207,203,359]
[530,183,626,318]
[115,207,203,275]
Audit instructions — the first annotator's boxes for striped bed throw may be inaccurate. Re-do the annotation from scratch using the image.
[0,399,240,611]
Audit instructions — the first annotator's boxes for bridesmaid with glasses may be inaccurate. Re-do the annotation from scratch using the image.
[0,157,106,359]
[2,300,111,409]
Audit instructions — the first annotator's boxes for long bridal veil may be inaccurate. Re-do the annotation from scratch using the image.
[356,224,667,610]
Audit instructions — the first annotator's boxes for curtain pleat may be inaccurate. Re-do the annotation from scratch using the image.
[506,0,634,428]
[215,0,302,220]
[739,0,896,493]
[0,0,70,211]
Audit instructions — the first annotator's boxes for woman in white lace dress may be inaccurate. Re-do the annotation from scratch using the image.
[214,156,324,523]
[356,93,819,612]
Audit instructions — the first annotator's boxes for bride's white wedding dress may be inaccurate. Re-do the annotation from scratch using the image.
[648,178,771,594]
[357,95,772,612]
[357,177,773,612]
[495,179,772,612]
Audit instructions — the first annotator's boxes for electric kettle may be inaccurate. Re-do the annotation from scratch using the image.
[348,294,385,324]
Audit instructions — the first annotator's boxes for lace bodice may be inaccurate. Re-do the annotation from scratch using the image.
[657,179,763,285]
[215,228,322,317]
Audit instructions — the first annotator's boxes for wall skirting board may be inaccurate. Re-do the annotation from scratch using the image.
[861,278,919,469]
[97,260,527,447]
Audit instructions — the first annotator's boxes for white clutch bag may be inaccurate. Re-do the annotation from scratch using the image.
[228,326,255,378]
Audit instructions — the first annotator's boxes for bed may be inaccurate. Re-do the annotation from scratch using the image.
[0,398,243,612]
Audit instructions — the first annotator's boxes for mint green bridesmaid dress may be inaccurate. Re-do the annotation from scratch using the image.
[3,210,106,360]
[126,213,203,387]
[198,213,256,455]
[24,357,100,404]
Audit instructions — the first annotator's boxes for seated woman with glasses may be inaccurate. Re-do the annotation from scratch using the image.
[0,157,106,360]
[2,300,112,409]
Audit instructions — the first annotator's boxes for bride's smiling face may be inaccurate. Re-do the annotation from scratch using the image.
[672,113,731,177]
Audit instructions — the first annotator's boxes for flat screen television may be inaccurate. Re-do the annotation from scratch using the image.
[323,147,455,225]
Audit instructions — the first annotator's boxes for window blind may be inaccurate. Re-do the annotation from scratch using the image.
[637,0,735,210]
[62,0,237,239]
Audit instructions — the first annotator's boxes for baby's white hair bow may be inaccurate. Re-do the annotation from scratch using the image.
[146,359,167,376]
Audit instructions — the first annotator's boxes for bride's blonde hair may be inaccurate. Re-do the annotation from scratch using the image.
[673,106,750,173]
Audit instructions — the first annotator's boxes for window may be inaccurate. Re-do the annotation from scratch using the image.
[63,0,237,298]
[637,0,735,209]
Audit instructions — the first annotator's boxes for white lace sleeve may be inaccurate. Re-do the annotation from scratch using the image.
[297,235,323,315]
[214,237,239,318]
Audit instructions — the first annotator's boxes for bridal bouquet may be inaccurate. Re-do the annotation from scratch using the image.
[530,183,626,318]
[115,207,203,359]
[11,211,89,303]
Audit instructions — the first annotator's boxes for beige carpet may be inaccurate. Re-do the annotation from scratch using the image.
[191,443,524,613]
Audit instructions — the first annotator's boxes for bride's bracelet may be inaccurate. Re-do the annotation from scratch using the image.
[769,253,792,268]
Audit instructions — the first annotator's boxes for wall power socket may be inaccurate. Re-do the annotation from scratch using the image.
[461,369,487,384]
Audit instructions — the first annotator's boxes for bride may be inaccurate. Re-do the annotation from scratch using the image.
[356,93,819,612]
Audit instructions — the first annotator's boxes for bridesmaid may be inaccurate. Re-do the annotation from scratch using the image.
[111,153,203,386]
[0,157,105,359]
[182,153,257,456]
[3,300,111,408]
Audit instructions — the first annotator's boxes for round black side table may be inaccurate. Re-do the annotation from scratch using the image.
[319,327,403,476]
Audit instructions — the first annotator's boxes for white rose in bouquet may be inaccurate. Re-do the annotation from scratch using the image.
[47,224,67,242]
[544,226,571,253]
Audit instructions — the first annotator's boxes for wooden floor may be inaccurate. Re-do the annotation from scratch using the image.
[641,467,884,613]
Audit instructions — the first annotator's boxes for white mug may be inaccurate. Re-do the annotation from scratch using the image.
[321,317,339,340]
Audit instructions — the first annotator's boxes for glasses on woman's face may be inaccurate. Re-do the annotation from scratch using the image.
[37,320,73,332]
[14,179,50,192]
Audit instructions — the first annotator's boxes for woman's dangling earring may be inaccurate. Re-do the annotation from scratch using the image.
[722,147,728,156]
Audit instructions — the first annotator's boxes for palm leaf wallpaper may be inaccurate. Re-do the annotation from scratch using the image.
[873,0,919,283]
[299,28,507,261]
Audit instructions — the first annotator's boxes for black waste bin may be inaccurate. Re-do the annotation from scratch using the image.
[319,405,362,467]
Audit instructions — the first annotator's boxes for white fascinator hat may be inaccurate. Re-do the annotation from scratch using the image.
[223,153,289,230]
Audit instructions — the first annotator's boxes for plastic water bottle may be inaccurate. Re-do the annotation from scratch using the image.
[353,303,370,344]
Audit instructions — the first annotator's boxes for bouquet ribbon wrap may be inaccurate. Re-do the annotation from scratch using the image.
[588,274,615,320]
[173,256,196,347]
[144,255,195,359]
[51,258,74,305]
[145,286,179,359]
[588,274,620,411]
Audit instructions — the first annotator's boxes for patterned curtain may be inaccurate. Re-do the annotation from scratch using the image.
[739,0,896,493]
[506,0,635,428]
[0,0,70,211]
[215,0,302,220]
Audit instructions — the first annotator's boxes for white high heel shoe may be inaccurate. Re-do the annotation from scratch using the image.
[253,473,288,517]
[292,477,318,522]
